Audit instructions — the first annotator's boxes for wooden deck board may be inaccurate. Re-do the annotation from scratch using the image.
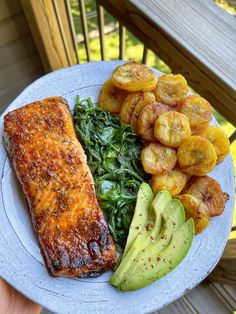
[0,34,37,69]
[0,53,43,91]
[157,296,198,314]
[0,13,30,46]
[184,281,234,313]
[0,0,22,20]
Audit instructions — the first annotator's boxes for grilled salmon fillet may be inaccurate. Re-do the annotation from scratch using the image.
[3,97,116,277]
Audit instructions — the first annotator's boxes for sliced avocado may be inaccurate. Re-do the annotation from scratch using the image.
[110,191,172,287]
[119,218,195,291]
[122,183,154,256]
[138,190,172,244]
[112,199,185,288]
[134,199,185,263]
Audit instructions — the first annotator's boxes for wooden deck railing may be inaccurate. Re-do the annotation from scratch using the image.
[19,0,236,312]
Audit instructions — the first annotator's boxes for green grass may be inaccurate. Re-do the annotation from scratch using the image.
[72,0,236,235]
[78,30,171,74]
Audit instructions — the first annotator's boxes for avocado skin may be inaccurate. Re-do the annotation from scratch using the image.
[111,190,171,287]
[119,218,195,291]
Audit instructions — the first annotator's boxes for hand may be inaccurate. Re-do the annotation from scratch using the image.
[0,277,41,314]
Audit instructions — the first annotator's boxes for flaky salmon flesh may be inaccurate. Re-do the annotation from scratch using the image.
[3,97,116,277]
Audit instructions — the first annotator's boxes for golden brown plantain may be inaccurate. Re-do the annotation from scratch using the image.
[98,78,128,113]
[154,74,188,106]
[112,62,158,92]
[175,194,210,234]
[137,102,171,142]
[196,125,230,164]
[150,168,187,196]
[178,95,212,133]
[130,92,155,133]
[141,142,177,175]
[184,176,229,216]
[154,111,191,147]
[120,92,142,125]
[177,136,217,176]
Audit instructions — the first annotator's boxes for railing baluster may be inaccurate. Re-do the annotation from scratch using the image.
[52,0,72,65]
[119,23,125,60]
[142,45,148,64]
[96,1,105,60]
[229,130,236,144]
[78,0,90,61]
[65,0,80,64]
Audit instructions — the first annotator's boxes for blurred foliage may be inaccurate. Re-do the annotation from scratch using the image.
[71,0,115,34]
[70,0,171,73]
[214,0,236,14]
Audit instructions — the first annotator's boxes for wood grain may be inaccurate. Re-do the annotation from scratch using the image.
[0,0,44,111]
[99,0,236,126]
[157,296,198,314]
[185,281,233,313]
[0,70,42,113]
[158,280,236,313]
[52,0,76,66]
[209,238,236,284]
[0,13,29,46]
[0,34,37,69]
[21,0,76,72]
[0,53,42,91]
[0,0,22,20]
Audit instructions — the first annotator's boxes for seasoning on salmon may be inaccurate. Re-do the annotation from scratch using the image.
[3,97,116,277]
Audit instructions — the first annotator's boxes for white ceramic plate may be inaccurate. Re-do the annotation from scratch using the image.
[0,61,234,314]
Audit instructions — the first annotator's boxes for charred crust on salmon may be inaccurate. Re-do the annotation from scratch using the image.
[3,96,117,277]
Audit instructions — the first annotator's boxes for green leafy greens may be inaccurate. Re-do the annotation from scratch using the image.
[73,96,148,251]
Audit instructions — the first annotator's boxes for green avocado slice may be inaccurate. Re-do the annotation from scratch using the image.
[141,190,172,244]
[119,218,195,291]
[122,183,154,256]
[130,199,185,270]
[112,199,185,288]
[110,191,172,287]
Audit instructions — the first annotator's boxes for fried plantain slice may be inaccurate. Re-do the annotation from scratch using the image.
[150,168,187,196]
[98,78,128,113]
[175,194,210,234]
[112,62,158,92]
[154,74,188,106]
[137,102,171,142]
[141,142,177,175]
[120,92,142,125]
[177,136,217,176]
[178,95,212,133]
[130,92,155,133]
[196,125,230,164]
[184,176,229,216]
[154,111,191,147]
